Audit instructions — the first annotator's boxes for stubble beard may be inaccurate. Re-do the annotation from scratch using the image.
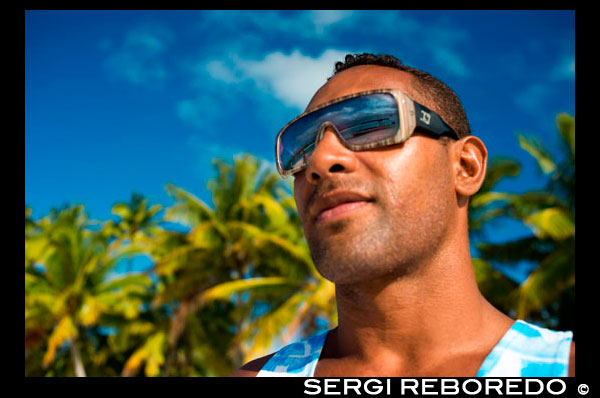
[305,195,450,287]
[307,206,418,286]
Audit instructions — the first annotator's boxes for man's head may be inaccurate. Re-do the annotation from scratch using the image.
[327,53,471,140]
[289,53,487,286]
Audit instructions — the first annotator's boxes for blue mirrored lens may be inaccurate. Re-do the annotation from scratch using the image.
[279,93,399,172]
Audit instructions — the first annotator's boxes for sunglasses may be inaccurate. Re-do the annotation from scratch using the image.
[275,89,460,178]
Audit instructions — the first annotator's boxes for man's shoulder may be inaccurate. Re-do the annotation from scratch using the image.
[229,352,277,377]
[230,330,331,377]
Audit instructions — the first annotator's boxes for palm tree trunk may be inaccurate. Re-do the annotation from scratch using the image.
[70,341,87,377]
[162,345,178,376]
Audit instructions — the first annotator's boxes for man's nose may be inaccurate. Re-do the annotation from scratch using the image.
[304,127,358,184]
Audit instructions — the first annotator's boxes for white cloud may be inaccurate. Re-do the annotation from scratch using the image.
[309,10,355,34]
[431,47,469,78]
[176,56,250,131]
[552,55,575,80]
[423,23,471,78]
[205,60,242,84]
[175,49,352,139]
[103,23,173,86]
[200,10,354,40]
[235,49,350,110]
[175,11,475,134]
[176,99,206,129]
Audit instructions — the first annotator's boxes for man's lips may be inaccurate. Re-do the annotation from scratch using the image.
[310,191,374,223]
[317,201,371,222]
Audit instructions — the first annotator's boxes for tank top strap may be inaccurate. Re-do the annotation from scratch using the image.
[476,319,573,377]
[256,330,330,377]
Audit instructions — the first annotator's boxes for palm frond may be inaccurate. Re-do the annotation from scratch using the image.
[472,258,519,312]
[42,315,78,367]
[477,237,554,264]
[518,133,557,175]
[122,331,167,377]
[201,277,300,303]
[514,243,575,319]
[236,285,313,362]
[557,113,575,157]
[524,207,575,240]
[480,157,521,193]
[164,183,215,227]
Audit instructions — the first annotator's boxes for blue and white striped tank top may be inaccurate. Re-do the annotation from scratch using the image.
[256,320,573,377]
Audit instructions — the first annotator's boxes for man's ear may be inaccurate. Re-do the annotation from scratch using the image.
[452,135,488,198]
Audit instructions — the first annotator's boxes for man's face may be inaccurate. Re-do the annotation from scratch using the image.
[292,65,459,285]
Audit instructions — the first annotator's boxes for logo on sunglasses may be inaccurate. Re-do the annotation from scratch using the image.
[420,110,431,125]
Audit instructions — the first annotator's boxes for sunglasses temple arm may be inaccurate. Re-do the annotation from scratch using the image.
[412,102,460,140]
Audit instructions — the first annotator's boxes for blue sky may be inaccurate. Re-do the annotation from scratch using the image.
[25,10,575,281]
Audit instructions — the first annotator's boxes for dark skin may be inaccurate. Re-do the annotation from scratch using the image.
[230,65,575,377]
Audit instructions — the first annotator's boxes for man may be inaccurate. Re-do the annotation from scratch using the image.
[231,53,575,377]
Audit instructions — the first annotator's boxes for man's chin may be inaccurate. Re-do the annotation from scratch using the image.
[310,242,418,286]
[310,248,379,285]
[315,263,395,286]
[311,217,351,234]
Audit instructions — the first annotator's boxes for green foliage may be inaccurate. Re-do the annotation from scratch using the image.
[151,154,333,374]
[25,204,157,376]
[469,114,575,330]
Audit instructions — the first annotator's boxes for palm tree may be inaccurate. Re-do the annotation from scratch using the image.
[108,193,163,244]
[132,154,336,376]
[468,157,522,313]
[469,114,575,331]
[25,204,155,376]
[105,193,162,272]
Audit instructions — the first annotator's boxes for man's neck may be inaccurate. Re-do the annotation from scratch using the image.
[322,238,513,376]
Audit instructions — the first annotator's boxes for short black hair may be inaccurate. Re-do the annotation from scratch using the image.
[331,53,470,138]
